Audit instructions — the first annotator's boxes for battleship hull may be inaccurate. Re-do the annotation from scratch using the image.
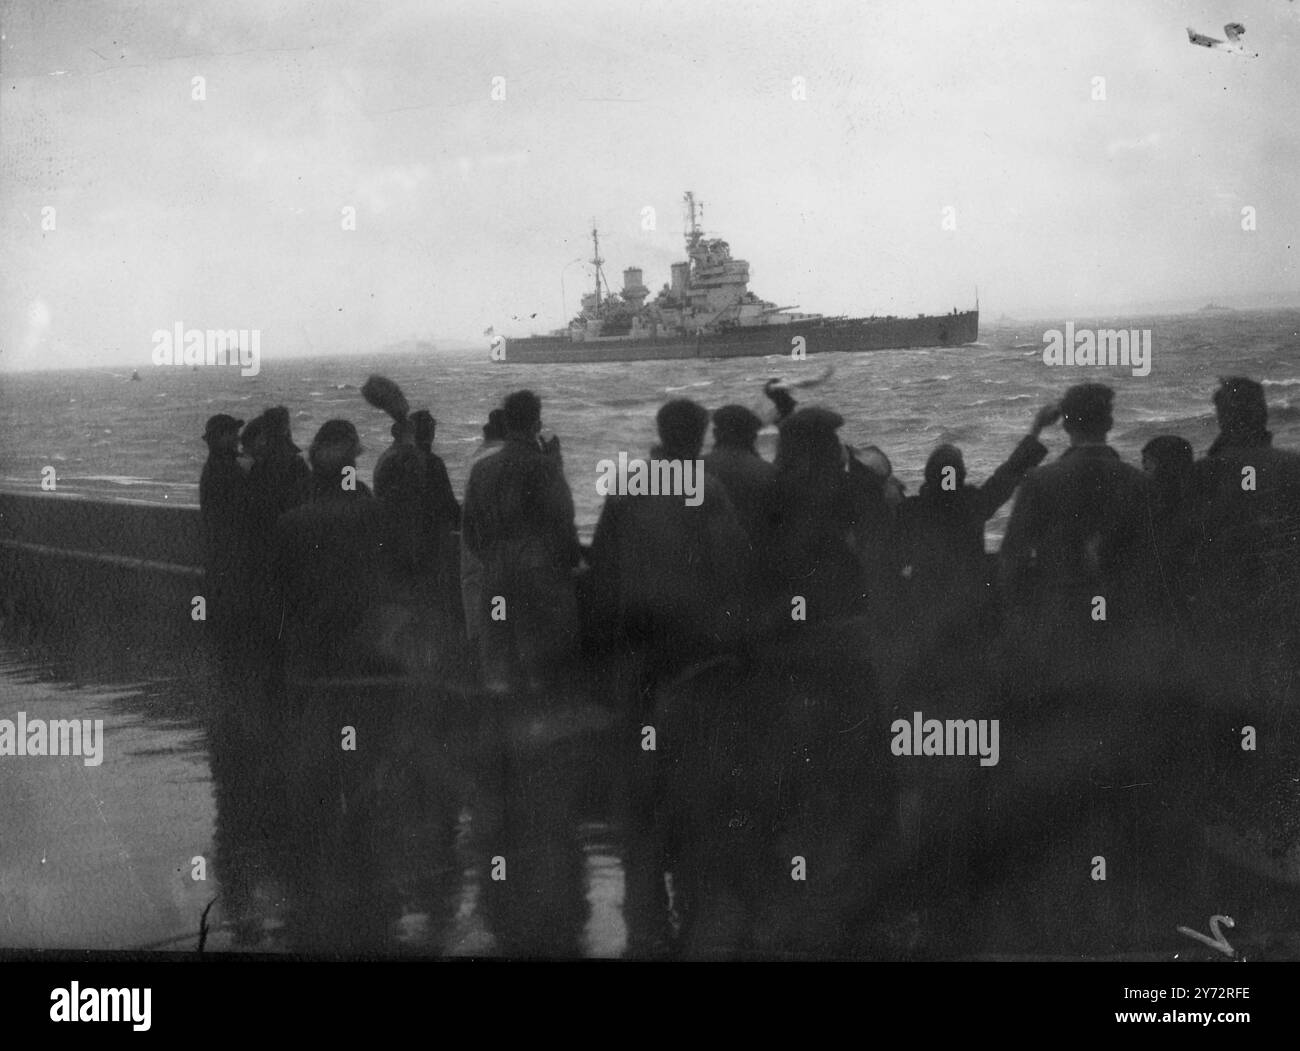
[498,309,979,364]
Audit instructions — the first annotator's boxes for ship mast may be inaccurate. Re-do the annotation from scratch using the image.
[683,191,703,250]
[590,220,604,310]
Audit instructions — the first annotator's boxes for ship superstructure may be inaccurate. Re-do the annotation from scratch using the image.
[499,192,977,363]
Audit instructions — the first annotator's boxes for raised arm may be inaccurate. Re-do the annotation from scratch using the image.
[998,468,1044,599]
[974,403,1058,520]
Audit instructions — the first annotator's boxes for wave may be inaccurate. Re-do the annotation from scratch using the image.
[600,396,661,409]
[77,475,158,486]
[969,393,1034,407]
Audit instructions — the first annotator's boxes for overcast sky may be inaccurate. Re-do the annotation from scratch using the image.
[2,0,1297,371]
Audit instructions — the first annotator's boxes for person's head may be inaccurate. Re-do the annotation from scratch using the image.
[264,406,296,448]
[389,416,416,444]
[410,410,435,450]
[775,406,845,476]
[1059,383,1114,442]
[1212,376,1268,439]
[1142,434,1194,504]
[309,419,362,478]
[712,404,763,451]
[483,408,507,443]
[656,399,710,459]
[1141,434,1193,478]
[924,443,966,491]
[240,415,268,460]
[502,390,542,438]
[202,414,244,455]
[857,444,893,479]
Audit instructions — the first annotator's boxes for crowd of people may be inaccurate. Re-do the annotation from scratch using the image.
[193,372,1300,956]
[199,374,1300,718]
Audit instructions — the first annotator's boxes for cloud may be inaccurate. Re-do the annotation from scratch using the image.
[354,163,431,213]
[1106,132,1162,156]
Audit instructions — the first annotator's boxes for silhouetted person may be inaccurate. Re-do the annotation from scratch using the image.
[240,414,266,462]
[462,390,581,693]
[461,408,508,645]
[763,378,798,422]
[846,443,907,609]
[199,414,249,650]
[244,407,310,624]
[373,415,432,577]
[1140,435,1197,615]
[705,404,777,554]
[898,404,1057,593]
[396,408,466,636]
[854,445,903,505]
[996,387,1177,930]
[886,405,1055,698]
[998,383,1156,697]
[272,420,392,683]
[1193,377,1300,707]
[767,406,875,622]
[411,410,461,531]
[590,399,749,688]
[480,408,507,447]
[1000,385,1152,600]
[373,415,418,498]
[259,405,309,505]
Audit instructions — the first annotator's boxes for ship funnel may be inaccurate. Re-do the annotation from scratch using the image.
[622,267,649,307]
[670,262,690,298]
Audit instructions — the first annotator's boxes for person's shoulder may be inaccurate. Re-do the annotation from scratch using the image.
[1263,444,1300,470]
[596,491,628,517]
[1114,457,1148,479]
[1015,458,1051,487]
[275,501,314,531]
[467,448,502,479]
[700,472,737,509]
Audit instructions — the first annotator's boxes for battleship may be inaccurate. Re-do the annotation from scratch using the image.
[495,192,979,364]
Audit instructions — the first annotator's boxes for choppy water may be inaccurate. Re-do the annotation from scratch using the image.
[3,311,1299,542]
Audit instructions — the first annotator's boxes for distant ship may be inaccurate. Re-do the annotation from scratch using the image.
[130,369,141,381]
[1199,302,1237,314]
[495,192,978,364]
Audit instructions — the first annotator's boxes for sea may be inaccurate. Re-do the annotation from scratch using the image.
[4,310,1300,544]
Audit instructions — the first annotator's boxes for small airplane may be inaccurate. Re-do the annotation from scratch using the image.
[1187,23,1259,57]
